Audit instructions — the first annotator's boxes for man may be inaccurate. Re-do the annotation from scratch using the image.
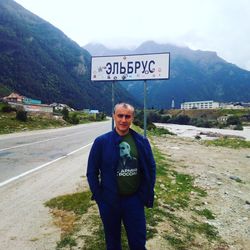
[87,103,156,250]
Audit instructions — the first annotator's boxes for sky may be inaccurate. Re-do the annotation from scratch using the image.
[15,0,250,70]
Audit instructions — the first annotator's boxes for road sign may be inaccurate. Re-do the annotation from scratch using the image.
[91,53,170,81]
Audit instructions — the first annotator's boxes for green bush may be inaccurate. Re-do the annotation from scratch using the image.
[150,127,174,136]
[147,111,162,122]
[233,124,243,130]
[96,112,106,121]
[16,110,27,122]
[226,115,241,126]
[147,122,156,130]
[69,113,79,124]
[168,115,190,125]
[160,115,171,123]
[1,103,16,113]
[133,118,143,128]
[62,107,69,121]
[133,117,155,130]
[225,115,243,130]
[190,118,216,128]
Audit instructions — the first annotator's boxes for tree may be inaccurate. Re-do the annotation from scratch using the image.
[169,115,190,125]
[226,115,241,126]
[1,103,16,113]
[69,113,79,124]
[62,107,69,121]
[16,110,27,122]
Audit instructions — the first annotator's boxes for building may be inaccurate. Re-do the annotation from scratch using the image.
[3,92,52,114]
[181,100,220,110]
[3,92,24,103]
[23,97,42,105]
[3,92,42,105]
[89,110,99,114]
[219,102,245,109]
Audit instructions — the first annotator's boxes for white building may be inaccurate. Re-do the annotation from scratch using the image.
[219,102,245,109]
[181,100,220,110]
[89,110,99,114]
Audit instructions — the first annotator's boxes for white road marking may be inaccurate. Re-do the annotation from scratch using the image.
[0,131,89,152]
[0,142,93,188]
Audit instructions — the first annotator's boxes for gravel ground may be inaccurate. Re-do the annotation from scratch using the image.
[154,134,250,250]
[0,147,89,250]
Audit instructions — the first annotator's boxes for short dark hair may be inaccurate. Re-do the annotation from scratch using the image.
[113,103,135,115]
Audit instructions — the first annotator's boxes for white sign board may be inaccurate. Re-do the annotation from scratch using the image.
[91,53,170,81]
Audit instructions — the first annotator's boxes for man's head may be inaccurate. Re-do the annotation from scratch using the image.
[113,103,134,136]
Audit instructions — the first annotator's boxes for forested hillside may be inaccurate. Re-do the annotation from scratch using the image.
[0,0,137,113]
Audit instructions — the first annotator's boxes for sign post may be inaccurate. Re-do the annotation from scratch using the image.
[144,80,147,137]
[91,53,170,136]
[112,80,115,130]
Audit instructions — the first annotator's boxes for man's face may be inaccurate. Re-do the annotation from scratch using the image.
[119,142,130,157]
[113,105,134,136]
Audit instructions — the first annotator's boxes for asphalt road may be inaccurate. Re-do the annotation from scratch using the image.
[0,121,111,186]
[0,120,111,250]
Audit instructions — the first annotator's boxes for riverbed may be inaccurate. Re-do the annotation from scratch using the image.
[154,123,250,141]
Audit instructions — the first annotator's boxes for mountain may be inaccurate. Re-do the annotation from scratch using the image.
[0,0,138,113]
[84,41,250,109]
[84,43,133,57]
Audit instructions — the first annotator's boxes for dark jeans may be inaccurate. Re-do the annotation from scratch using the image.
[97,194,146,250]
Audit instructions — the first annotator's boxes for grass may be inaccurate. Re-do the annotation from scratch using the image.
[81,213,106,250]
[152,144,207,210]
[217,108,250,117]
[147,145,222,249]
[187,222,219,240]
[45,192,92,215]
[0,108,106,134]
[204,137,250,149]
[81,215,129,250]
[0,111,68,134]
[194,208,215,220]
[165,235,186,250]
[45,192,92,249]
[45,191,125,250]
[149,126,175,136]
[167,108,250,120]
[56,235,77,249]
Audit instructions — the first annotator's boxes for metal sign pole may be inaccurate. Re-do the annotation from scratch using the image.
[144,80,147,137]
[112,80,115,130]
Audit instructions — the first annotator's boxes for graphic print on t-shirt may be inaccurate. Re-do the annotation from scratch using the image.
[117,137,140,196]
[117,141,138,177]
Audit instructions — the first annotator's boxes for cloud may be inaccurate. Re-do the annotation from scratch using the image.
[14,0,250,70]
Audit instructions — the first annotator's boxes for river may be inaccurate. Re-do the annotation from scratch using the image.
[154,123,250,141]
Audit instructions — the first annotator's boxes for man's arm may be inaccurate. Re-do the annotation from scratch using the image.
[87,138,102,203]
[144,138,156,188]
